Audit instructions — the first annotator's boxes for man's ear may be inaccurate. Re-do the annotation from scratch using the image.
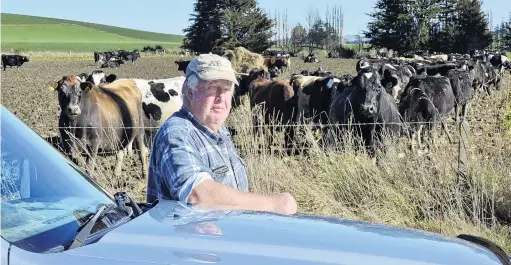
[80,81,94,92]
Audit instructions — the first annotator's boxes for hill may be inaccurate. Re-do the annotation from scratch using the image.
[1,13,184,52]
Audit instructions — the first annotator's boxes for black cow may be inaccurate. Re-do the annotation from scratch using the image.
[175,60,191,74]
[330,70,402,157]
[101,58,124,68]
[120,50,140,63]
[399,75,455,149]
[2,54,29,71]
[447,68,473,122]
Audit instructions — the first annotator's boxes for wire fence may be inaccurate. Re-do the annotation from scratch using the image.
[47,118,509,157]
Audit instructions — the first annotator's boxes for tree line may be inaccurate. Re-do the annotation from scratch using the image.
[182,0,510,56]
[365,0,510,56]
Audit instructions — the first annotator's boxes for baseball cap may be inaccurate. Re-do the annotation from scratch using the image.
[186,53,239,86]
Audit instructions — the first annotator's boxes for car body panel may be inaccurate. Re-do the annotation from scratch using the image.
[42,200,501,265]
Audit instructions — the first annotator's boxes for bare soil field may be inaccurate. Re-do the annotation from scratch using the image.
[1,55,511,250]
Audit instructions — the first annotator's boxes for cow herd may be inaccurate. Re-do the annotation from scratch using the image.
[232,51,511,157]
[32,49,511,179]
[93,50,141,68]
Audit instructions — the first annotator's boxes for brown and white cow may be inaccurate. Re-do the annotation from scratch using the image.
[246,68,298,152]
[48,76,148,178]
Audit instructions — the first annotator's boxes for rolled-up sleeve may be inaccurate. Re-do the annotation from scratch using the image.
[159,130,213,202]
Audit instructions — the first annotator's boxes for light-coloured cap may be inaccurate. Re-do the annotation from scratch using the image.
[186,53,239,86]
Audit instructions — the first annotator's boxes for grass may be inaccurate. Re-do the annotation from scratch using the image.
[26,56,511,252]
[1,42,180,53]
[1,13,183,52]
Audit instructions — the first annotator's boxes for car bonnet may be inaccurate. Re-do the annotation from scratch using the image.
[61,200,506,265]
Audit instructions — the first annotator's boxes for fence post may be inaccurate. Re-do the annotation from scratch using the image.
[457,120,471,219]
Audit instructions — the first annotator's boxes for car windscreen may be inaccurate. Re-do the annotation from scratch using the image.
[0,107,118,252]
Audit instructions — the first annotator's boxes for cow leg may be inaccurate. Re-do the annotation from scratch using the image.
[461,103,468,123]
[136,132,149,179]
[114,149,125,177]
[127,138,135,156]
[454,104,459,123]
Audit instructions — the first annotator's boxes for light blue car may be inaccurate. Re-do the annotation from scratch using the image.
[1,105,510,265]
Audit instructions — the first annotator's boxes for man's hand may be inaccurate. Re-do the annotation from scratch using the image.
[188,180,297,215]
[271,192,297,215]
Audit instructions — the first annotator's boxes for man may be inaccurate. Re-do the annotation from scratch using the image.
[146,53,297,215]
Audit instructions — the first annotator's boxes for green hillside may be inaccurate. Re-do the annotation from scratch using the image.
[1,13,184,52]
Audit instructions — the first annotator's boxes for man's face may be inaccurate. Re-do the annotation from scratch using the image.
[189,79,233,131]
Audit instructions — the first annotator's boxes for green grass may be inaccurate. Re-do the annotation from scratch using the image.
[1,13,183,52]
[1,42,180,53]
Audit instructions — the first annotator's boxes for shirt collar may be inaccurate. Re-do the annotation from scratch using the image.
[179,106,228,145]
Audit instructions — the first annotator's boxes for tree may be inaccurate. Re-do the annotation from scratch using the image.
[453,0,492,53]
[364,0,418,55]
[308,19,328,53]
[181,0,222,53]
[290,24,307,53]
[216,0,274,53]
[182,0,274,54]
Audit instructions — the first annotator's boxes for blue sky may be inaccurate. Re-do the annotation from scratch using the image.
[2,0,509,36]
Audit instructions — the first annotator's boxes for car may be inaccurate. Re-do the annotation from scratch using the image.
[1,104,510,265]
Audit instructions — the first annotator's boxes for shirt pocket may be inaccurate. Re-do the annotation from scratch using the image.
[211,165,230,183]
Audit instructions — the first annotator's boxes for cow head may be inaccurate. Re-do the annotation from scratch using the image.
[354,71,383,117]
[21,56,29,63]
[48,76,94,118]
[379,64,399,92]
[175,60,191,73]
[237,68,270,95]
[88,70,117,85]
[269,66,279,78]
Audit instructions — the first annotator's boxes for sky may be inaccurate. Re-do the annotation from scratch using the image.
[1,0,510,36]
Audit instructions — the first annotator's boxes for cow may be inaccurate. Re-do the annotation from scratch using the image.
[378,63,415,102]
[263,56,290,73]
[291,75,340,124]
[447,68,473,122]
[78,70,118,85]
[304,54,320,63]
[246,68,298,153]
[116,77,186,138]
[120,50,141,63]
[47,76,148,178]
[356,59,415,102]
[2,54,29,71]
[329,69,402,157]
[175,60,191,74]
[399,74,455,150]
[101,58,124,68]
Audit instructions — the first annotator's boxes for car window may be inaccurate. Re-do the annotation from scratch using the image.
[0,107,119,253]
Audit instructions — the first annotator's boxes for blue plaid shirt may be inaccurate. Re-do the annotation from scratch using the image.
[146,106,249,203]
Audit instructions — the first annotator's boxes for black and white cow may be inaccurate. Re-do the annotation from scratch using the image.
[120,77,186,146]
[329,69,402,156]
[447,68,473,122]
[290,75,340,124]
[399,74,455,148]
[1,54,29,71]
[78,70,118,85]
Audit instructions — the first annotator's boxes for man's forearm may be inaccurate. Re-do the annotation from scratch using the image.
[187,179,277,213]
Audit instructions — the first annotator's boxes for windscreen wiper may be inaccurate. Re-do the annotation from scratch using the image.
[67,205,108,250]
